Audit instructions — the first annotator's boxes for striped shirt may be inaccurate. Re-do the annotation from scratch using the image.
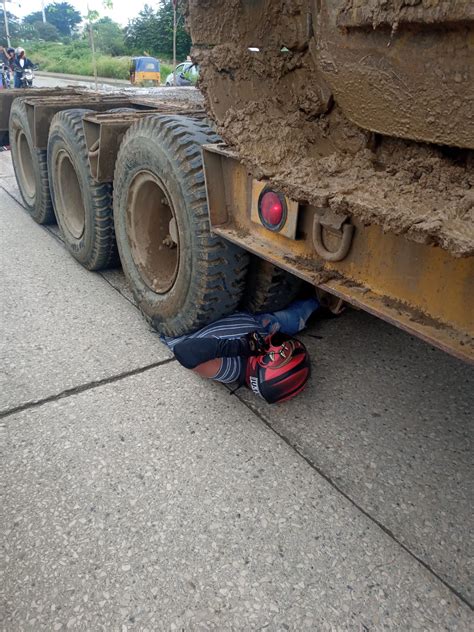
[162,313,266,383]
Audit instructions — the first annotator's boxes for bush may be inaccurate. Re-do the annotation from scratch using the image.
[161,64,172,81]
[96,56,130,79]
[25,41,173,83]
[26,42,129,79]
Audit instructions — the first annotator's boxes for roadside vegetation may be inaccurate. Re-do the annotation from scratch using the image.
[1,1,188,83]
[27,41,171,81]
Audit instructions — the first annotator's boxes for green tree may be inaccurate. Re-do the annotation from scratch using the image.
[125,5,158,54]
[23,2,82,37]
[30,20,61,42]
[125,1,190,59]
[93,17,125,56]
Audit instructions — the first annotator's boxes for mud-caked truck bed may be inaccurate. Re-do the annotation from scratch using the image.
[186,0,474,257]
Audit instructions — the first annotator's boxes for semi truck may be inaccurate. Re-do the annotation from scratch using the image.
[0,0,472,364]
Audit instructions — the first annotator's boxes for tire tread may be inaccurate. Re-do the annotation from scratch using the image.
[114,114,248,336]
[48,108,117,270]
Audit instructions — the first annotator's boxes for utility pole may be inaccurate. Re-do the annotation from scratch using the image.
[2,0,11,47]
[89,21,98,90]
[172,0,177,85]
[86,5,98,90]
[41,0,47,23]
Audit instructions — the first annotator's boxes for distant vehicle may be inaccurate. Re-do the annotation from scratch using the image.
[165,62,199,87]
[129,56,161,87]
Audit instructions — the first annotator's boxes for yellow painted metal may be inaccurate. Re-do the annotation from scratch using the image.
[330,224,474,335]
[202,145,474,363]
[133,71,161,85]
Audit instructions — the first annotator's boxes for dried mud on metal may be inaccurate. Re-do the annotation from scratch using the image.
[188,0,474,256]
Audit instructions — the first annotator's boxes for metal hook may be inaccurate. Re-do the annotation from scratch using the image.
[312,213,354,262]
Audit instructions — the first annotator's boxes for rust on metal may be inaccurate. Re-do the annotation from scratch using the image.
[22,95,134,149]
[202,144,474,363]
[0,88,83,141]
[83,104,205,182]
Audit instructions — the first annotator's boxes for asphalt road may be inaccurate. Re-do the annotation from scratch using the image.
[1,150,473,630]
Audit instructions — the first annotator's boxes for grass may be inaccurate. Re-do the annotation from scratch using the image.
[26,41,172,83]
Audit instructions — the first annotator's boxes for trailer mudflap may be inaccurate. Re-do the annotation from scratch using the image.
[202,144,474,363]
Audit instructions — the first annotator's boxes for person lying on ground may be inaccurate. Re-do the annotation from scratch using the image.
[162,298,318,404]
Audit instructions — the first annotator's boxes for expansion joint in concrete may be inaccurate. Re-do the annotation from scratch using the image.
[0,358,176,420]
[237,394,474,611]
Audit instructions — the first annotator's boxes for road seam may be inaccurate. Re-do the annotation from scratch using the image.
[98,272,138,308]
[236,393,473,611]
[0,358,176,420]
[0,183,22,205]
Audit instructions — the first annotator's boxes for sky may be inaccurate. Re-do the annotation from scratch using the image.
[5,0,153,26]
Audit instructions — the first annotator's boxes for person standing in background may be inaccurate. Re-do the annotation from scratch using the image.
[0,45,11,88]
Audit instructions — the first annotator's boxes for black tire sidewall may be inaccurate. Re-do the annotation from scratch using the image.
[114,134,196,329]
[48,111,112,268]
[10,100,51,222]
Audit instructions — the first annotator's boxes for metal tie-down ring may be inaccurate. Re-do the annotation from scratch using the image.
[312,209,355,262]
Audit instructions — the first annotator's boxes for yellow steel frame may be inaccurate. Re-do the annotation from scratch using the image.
[202,145,474,363]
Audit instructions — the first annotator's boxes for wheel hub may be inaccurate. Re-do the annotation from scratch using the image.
[126,171,180,294]
[55,149,86,239]
[15,129,36,201]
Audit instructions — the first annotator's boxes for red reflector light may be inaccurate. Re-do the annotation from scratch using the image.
[258,190,287,231]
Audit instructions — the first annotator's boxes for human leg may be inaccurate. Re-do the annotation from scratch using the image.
[256,297,319,336]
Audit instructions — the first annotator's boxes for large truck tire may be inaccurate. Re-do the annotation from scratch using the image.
[113,115,249,336]
[243,258,304,314]
[9,98,54,224]
[47,109,117,271]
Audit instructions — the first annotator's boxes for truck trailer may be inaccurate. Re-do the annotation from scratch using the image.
[0,0,472,364]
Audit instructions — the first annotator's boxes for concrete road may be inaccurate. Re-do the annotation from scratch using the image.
[1,150,472,630]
